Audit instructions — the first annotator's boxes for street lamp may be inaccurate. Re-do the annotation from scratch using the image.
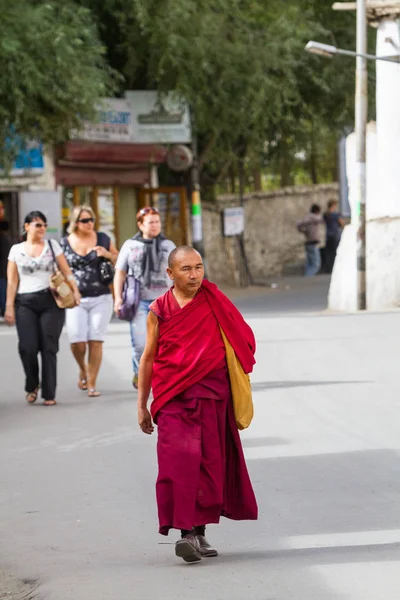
[305,40,400,62]
[306,2,400,311]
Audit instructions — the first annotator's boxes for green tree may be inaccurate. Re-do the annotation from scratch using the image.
[0,0,115,170]
[73,0,376,193]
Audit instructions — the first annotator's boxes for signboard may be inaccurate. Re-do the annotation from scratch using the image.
[126,91,191,144]
[73,93,191,145]
[167,145,193,171]
[74,99,133,143]
[1,138,45,177]
[223,206,245,237]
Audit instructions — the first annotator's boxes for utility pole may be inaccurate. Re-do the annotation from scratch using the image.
[355,0,368,309]
[190,130,205,258]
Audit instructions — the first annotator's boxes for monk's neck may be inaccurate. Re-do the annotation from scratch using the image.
[172,287,198,308]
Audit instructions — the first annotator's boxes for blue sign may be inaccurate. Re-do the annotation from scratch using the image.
[1,134,45,177]
[12,140,44,174]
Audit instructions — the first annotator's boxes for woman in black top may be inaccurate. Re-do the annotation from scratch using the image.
[61,206,118,397]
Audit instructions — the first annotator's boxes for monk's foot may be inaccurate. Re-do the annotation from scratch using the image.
[195,534,218,557]
[175,534,202,563]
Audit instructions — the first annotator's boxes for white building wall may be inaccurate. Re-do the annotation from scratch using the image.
[329,19,400,311]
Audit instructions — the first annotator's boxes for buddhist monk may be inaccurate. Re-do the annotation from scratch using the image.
[137,246,258,563]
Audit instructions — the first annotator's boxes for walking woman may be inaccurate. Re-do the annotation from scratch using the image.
[61,206,118,397]
[5,211,81,406]
[114,207,175,388]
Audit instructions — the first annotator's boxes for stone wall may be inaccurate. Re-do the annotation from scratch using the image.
[203,183,339,285]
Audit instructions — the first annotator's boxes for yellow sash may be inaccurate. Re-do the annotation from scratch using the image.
[220,328,254,430]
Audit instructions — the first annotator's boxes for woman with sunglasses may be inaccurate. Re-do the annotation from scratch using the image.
[114,207,175,388]
[5,210,80,406]
[61,206,118,397]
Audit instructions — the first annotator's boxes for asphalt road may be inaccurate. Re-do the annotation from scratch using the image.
[1,285,400,600]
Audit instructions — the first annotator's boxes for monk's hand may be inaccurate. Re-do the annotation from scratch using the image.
[138,406,154,435]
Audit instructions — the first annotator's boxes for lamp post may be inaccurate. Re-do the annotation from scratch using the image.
[354,0,368,310]
[306,2,399,310]
[305,40,400,62]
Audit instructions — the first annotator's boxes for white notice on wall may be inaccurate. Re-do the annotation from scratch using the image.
[223,207,244,237]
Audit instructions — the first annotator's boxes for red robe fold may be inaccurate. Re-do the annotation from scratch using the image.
[150,280,256,420]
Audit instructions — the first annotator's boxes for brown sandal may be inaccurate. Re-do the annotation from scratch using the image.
[26,388,39,404]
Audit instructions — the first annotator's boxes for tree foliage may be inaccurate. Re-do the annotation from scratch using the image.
[3,0,376,190]
[0,0,114,170]
[78,0,377,193]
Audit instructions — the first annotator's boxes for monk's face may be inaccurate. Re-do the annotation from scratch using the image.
[168,250,204,294]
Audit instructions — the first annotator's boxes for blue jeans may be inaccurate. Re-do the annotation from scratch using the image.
[130,299,153,375]
[0,277,6,315]
[305,244,321,277]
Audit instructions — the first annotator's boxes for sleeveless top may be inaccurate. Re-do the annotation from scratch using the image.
[61,232,111,297]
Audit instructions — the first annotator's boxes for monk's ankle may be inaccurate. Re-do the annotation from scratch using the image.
[193,525,206,536]
[180,529,192,538]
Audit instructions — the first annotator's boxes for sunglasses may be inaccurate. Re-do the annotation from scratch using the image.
[139,207,159,216]
[32,223,47,229]
[78,217,95,224]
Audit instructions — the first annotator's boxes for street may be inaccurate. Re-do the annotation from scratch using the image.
[1,284,400,600]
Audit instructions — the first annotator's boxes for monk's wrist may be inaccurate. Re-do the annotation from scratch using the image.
[137,398,148,409]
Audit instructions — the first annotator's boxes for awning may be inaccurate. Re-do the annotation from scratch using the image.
[55,165,150,187]
[60,141,167,164]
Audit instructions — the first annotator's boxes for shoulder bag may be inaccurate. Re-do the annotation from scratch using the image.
[97,232,115,284]
[48,240,76,309]
[117,274,141,322]
[220,327,254,430]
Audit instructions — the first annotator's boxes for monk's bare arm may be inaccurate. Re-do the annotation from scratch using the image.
[137,311,159,434]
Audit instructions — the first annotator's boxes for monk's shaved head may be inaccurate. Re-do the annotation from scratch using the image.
[168,246,202,269]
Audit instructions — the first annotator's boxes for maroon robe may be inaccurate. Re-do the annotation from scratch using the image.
[150,283,258,536]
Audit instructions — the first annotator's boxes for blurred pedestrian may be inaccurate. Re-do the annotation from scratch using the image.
[61,206,118,397]
[113,207,175,389]
[323,200,344,274]
[297,204,324,277]
[0,220,12,317]
[5,210,80,405]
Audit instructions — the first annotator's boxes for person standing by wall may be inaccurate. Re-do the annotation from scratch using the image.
[5,210,81,405]
[323,200,345,274]
[113,207,175,389]
[296,204,325,277]
[61,206,118,398]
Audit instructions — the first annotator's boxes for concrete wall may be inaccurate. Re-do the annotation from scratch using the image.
[203,183,339,285]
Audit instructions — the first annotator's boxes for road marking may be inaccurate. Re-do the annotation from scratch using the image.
[285,529,400,550]
[243,442,399,460]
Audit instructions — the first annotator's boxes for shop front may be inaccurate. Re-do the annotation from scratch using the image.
[57,92,193,248]
[56,140,190,248]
